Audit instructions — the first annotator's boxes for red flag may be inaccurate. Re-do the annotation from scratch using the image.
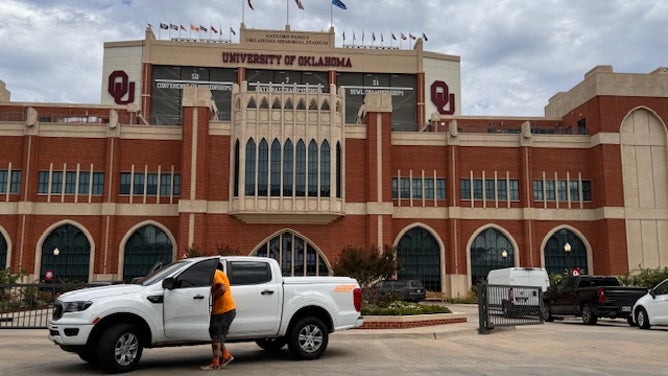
[295,0,304,10]
[211,25,218,34]
[180,24,186,31]
[190,24,199,32]
[248,0,254,10]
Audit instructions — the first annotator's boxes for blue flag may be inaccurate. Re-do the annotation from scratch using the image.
[332,0,347,10]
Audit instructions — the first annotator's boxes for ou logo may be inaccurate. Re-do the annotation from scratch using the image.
[108,70,136,105]
[430,80,455,115]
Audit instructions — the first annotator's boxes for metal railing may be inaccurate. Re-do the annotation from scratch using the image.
[0,283,97,329]
[477,283,544,334]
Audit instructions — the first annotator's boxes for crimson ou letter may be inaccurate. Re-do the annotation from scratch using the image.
[430,80,455,115]
[108,70,135,105]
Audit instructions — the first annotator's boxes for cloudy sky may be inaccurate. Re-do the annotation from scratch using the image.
[0,0,666,116]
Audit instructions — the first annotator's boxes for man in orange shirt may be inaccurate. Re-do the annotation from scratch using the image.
[201,263,236,370]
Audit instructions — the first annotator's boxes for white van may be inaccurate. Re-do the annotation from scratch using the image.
[487,267,550,317]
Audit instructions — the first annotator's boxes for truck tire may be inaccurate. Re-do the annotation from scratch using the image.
[288,317,328,360]
[636,307,651,329]
[581,303,598,325]
[541,304,554,322]
[256,337,287,351]
[77,348,97,364]
[96,323,143,373]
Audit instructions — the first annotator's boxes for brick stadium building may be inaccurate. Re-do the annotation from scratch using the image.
[1,24,667,297]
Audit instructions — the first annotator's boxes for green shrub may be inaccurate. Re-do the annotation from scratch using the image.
[619,266,668,289]
[332,245,398,287]
[362,301,451,315]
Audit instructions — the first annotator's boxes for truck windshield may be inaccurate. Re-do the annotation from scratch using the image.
[135,260,188,286]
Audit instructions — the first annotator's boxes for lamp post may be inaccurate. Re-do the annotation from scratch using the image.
[564,242,571,276]
[53,248,60,283]
[501,249,508,268]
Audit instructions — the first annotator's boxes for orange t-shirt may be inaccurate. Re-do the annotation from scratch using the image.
[212,269,236,315]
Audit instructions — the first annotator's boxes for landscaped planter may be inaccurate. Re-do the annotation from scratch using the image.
[358,313,467,329]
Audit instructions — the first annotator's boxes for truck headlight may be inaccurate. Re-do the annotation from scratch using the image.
[62,301,93,312]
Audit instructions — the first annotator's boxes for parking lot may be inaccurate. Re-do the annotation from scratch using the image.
[0,305,666,376]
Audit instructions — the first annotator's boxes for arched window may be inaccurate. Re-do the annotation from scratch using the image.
[470,228,514,285]
[321,100,330,111]
[258,139,269,196]
[284,98,293,110]
[272,98,281,109]
[245,139,256,195]
[320,141,330,197]
[308,140,318,197]
[544,228,588,275]
[247,97,257,109]
[336,142,342,198]
[397,227,441,291]
[296,140,306,197]
[233,140,240,197]
[253,231,331,276]
[41,224,90,282]
[123,224,173,282]
[283,140,294,196]
[270,139,281,196]
[259,97,270,109]
[297,98,306,110]
[0,233,7,270]
[309,99,318,110]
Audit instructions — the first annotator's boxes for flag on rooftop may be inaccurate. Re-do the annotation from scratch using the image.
[190,24,199,32]
[200,25,208,32]
[295,0,304,10]
[180,24,186,31]
[230,27,237,35]
[422,32,428,42]
[248,0,254,10]
[409,33,417,40]
[391,32,397,41]
[372,31,376,41]
[401,32,407,40]
[170,24,178,30]
[332,0,347,10]
[211,25,218,34]
[159,23,169,30]
[342,30,346,41]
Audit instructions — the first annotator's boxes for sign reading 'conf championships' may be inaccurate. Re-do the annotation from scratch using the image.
[222,52,352,68]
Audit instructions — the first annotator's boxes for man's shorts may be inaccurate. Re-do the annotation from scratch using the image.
[209,309,236,343]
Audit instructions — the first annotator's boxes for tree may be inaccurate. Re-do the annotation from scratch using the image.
[332,245,398,287]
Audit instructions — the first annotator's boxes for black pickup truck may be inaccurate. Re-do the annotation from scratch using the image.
[542,275,647,325]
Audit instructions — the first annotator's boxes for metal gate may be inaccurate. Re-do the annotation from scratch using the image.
[477,283,544,334]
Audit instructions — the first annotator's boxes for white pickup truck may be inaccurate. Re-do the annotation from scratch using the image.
[47,256,363,373]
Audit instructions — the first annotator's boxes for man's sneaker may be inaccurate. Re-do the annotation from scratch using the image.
[219,355,234,369]
[200,362,220,370]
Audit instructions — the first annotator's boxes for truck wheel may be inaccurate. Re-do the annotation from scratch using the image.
[96,323,143,373]
[636,307,651,329]
[256,337,287,351]
[541,304,554,322]
[288,317,328,360]
[581,303,598,325]
[627,315,636,327]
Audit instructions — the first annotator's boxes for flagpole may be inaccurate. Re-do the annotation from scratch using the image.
[286,0,289,27]
[242,0,245,24]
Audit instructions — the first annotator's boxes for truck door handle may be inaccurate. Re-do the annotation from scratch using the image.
[261,290,275,295]
[193,295,205,300]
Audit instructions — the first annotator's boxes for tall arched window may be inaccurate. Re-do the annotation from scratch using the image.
[283,140,294,196]
[233,140,240,197]
[0,233,7,270]
[336,142,342,198]
[245,139,256,195]
[397,227,442,291]
[270,139,281,196]
[258,139,268,196]
[296,140,306,197]
[544,228,588,275]
[320,141,330,197]
[470,228,514,285]
[41,224,90,282]
[253,231,331,276]
[308,140,318,197]
[123,224,173,282]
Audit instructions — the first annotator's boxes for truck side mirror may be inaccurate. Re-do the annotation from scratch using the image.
[162,277,175,290]
[650,289,656,299]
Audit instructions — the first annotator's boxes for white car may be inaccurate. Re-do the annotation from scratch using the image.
[632,278,668,329]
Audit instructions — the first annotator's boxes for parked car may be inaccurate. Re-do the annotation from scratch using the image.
[373,279,426,302]
[542,275,647,325]
[631,278,668,329]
